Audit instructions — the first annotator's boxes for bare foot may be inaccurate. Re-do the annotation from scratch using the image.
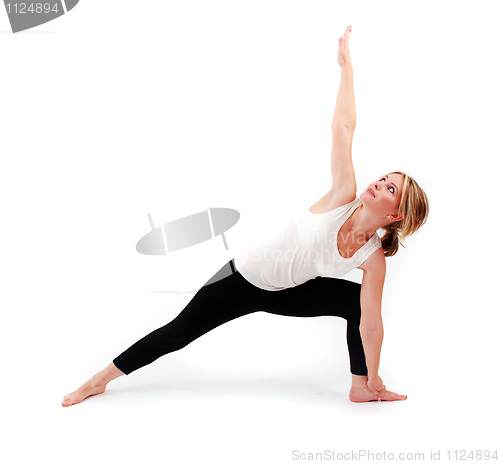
[62,363,124,407]
[349,384,407,403]
[62,379,106,407]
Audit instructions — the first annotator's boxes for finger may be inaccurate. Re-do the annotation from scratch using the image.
[344,25,352,40]
[369,387,381,400]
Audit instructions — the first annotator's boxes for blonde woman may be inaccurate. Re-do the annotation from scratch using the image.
[63,26,428,407]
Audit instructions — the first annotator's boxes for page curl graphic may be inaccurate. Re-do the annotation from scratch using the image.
[137,209,240,255]
[3,0,79,33]
[138,209,241,292]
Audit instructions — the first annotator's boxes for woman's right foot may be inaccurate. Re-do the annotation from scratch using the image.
[62,379,106,407]
[349,384,407,402]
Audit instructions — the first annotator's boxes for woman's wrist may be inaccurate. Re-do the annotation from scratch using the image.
[367,366,380,379]
[340,65,353,75]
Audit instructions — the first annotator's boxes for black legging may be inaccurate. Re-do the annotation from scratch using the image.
[113,260,368,376]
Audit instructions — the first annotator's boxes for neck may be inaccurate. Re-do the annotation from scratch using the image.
[348,205,388,237]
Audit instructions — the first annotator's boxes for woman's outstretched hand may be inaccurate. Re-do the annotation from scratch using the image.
[367,374,386,400]
[337,25,352,69]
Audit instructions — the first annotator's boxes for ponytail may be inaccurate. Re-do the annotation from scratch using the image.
[381,223,401,257]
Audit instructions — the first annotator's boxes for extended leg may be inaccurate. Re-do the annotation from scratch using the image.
[112,270,264,375]
[62,262,265,407]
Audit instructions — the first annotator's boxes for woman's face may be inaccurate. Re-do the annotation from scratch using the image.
[360,173,405,222]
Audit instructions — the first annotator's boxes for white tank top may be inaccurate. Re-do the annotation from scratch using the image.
[234,197,382,291]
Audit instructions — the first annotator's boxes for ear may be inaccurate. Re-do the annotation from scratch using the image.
[387,212,403,222]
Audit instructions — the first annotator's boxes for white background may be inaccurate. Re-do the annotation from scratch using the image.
[1,1,498,463]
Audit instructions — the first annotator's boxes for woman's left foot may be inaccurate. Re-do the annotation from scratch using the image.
[62,379,106,407]
[349,385,407,402]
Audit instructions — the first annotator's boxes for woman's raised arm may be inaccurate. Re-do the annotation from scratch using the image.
[332,25,356,129]
[326,26,357,208]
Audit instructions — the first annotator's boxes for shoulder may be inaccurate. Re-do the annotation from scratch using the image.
[328,187,357,210]
[309,188,357,214]
[358,248,386,300]
[358,246,386,275]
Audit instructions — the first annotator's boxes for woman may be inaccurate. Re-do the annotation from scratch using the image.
[63,26,428,407]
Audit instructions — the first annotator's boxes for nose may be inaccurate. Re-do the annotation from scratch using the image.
[374,181,381,190]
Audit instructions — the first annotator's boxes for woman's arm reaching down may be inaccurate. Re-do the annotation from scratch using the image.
[358,248,386,400]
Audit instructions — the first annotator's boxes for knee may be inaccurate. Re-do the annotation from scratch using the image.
[148,324,196,353]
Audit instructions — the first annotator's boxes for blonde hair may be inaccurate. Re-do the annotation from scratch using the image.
[380,171,429,257]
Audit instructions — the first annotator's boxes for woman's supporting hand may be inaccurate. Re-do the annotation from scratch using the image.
[367,374,386,400]
[337,25,353,69]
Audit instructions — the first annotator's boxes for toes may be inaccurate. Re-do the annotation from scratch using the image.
[378,390,407,402]
[62,393,79,407]
[389,393,407,401]
[62,399,71,407]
